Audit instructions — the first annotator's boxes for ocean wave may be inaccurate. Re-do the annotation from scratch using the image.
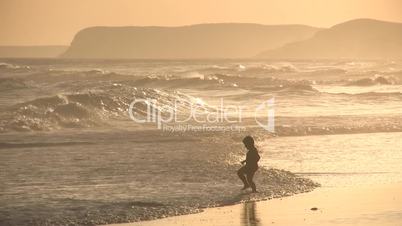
[0,80,319,133]
[242,63,298,73]
[0,86,206,132]
[271,83,318,93]
[129,74,237,89]
[352,92,402,100]
[0,62,31,72]
[25,68,131,82]
[0,78,28,91]
[200,63,298,74]
[46,68,111,76]
[305,68,347,75]
[346,75,397,86]
[323,90,402,99]
[126,73,318,94]
[271,115,402,136]
[12,65,317,93]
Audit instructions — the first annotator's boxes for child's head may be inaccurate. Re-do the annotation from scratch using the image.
[242,136,255,150]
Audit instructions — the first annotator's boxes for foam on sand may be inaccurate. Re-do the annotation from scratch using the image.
[0,130,318,226]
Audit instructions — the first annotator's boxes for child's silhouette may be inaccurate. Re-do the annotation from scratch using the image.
[237,136,260,193]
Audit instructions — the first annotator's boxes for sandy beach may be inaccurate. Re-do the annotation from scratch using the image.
[2,60,402,226]
[2,1,402,225]
[105,183,402,226]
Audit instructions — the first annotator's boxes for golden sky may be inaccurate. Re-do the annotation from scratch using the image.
[0,0,401,45]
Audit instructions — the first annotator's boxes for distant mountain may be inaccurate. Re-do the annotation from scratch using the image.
[61,23,319,59]
[0,46,68,58]
[257,19,402,59]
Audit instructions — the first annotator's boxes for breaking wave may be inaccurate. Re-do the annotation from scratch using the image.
[126,73,318,93]
[0,85,207,132]
[0,62,31,72]
[346,75,398,86]
[240,63,298,73]
[200,63,298,74]
[0,64,321,93]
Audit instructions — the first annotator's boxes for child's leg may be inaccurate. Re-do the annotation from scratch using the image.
[237,166,249,188]
[246,170,257,192]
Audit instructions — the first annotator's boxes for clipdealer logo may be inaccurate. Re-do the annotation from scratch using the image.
[128,98,275,132]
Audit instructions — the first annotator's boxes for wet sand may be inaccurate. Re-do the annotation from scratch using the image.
[105,183,402,226]
[0,130,318,226]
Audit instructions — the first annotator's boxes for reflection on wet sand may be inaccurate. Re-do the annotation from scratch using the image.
[242,202,261,226]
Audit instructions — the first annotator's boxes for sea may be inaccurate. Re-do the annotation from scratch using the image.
[1,59,402,225]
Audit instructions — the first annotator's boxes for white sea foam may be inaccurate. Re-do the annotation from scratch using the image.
[1,59,402,225]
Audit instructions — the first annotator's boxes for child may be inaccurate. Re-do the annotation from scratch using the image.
[237,136,260,193]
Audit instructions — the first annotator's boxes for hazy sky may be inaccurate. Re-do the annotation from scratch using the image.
[1,0,401,45]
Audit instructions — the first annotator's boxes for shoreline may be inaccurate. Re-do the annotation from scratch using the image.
[104,183,402,226]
